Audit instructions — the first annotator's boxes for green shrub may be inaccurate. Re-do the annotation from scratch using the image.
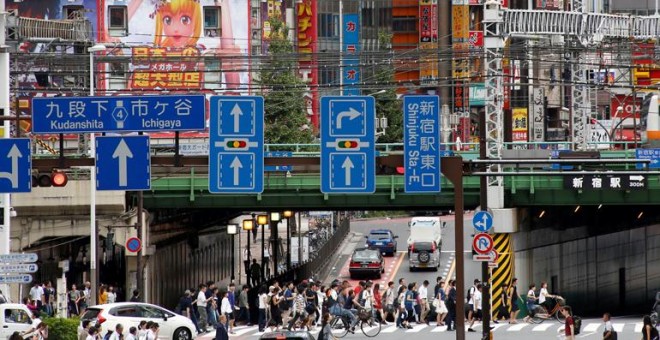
[43,317,80,340]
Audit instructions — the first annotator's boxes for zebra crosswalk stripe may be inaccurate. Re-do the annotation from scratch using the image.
[634,322,644,333]
[612,323,625,332]
[582,323,600,332]
[405,324,428,333]
[507,323,529,331]
[430,326,448,332]
[380,325,399,333]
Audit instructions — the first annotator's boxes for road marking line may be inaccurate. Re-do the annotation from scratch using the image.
[446,256,456,281]
[634,322,643,333]
[388,250,406,282]
[380,325,399,333]
[507,323,529,331]
[612,323,624,332]
[406,324,428,333]
[582,323,600,332]
[431,326,447,332]
[233,326,258,336]
[532,323,554,331]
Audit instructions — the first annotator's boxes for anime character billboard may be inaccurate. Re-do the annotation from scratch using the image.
[102,0,249,91]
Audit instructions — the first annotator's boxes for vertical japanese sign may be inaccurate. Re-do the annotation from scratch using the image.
[530,87,545,142]
[130,47,203,90]
[262,0,285,54]
[420,0,439,86]
[404,96,441,193]
[343,14,360,96]
[452,4,470,111]
[297,0,320,129]
[512,108,528,143]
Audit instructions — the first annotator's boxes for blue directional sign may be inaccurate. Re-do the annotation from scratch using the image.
[0,138,31,193]
[636,149,660,169]
[472,210,494,233]
[403,95,441,193]
[209,96,264,193]
[265,152,293,172]
[96,136,151,191]
[32,95,205,133]
[321,96,375,193]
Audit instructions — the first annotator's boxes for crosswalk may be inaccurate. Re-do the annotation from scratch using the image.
[195,320,644,339]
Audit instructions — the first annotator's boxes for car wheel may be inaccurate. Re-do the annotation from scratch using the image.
[173,327,192,340]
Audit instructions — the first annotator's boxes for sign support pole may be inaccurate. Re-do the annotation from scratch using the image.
[0,0,12,299]
[89,48,98,306]
[479,112,492,339]
[136,190,144,302]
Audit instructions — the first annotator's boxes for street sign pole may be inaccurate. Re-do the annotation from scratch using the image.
[479,111,492,340]
[0,0,12,300]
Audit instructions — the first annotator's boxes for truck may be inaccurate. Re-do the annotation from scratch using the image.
[0,303,37,338]
[407,216,443,251]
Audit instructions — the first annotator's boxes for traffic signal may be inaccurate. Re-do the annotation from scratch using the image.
[225,139,248,150]
[337,140,359,149]
[32,171,68,187]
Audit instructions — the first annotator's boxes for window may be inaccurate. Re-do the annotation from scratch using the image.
[63,5,84,20]
[318,13,338,38]
[140,306,164,319]
[108,6,127,37]
[361,8,374,27]
[110,306,140,318]
[4,308,31,324]
[204,7,221,38]
[392,17,417,32]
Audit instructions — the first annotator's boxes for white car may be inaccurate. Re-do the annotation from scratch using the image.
[81,302,196,340]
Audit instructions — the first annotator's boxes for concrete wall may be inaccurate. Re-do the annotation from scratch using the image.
[514,223,660,315]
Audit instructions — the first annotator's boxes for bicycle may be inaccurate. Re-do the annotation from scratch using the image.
[529,296,566,324]
[329,308,382,338]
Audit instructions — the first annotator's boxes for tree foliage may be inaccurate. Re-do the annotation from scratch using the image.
[370,32,403,144]
[258,18,314,147]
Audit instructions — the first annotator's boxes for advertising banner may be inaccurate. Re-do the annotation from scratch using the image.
[512,108,529,142]
[343,14,360,95]
[297,0,319,128]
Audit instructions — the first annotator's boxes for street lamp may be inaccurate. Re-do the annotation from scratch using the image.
[227,224,238,282]
[88,43,106,306]
[257,214,268,281]
[269,212,281,275]
[242,219,254,283]
[283,211,293,271]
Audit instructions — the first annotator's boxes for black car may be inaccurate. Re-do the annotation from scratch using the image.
[348,247,384,279]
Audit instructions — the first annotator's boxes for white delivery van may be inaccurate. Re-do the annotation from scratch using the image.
[407,216,443,251]
[0,303,36,338]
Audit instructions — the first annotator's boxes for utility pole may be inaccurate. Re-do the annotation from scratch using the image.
[0,0,12,300]
[136,191,144,301]
[479,114,492,339]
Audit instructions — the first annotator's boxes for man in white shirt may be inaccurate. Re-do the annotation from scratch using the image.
[108,324,124,340]
[125,326,137,340]
[467,279,479,326]
[468,284,483,332]
[418,280,430,323]
[29,282,44,309]
[107,286,117,304]
[197,284,209,332]
[602,312,615,340]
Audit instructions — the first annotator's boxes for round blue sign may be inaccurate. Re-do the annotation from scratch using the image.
[472,211,493,232]
[126,237,142,253]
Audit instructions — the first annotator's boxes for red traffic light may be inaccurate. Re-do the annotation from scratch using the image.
[226,140,248,149]
[31,172,68,187]
[51,172,68,187]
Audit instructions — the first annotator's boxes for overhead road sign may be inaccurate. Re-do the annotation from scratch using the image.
[0,263,38,273]
[32,95,206,133]
[96,136,151,191]
[564,174,646,190]
[472,210,494,233]
[403,95,441,193]
[0,138,31,193]
[0,274,33,284]
[0,253,38,263]
[321,96,375,194]
[472,233,494,255]
[636,149,660,169]
[209,96,264,194]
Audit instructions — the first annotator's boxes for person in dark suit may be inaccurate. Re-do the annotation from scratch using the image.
[215,314,229,340]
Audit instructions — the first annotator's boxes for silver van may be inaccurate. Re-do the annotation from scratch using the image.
[408,241,440,271]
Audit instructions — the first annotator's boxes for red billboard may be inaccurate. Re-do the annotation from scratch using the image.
[297,0,319,129]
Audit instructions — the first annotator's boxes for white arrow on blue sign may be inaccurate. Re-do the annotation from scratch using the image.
[321,96,375,194]
[0,138,32,193]
[0,274,33,284]
[403,95,441,193]
[636,149,660,169]
[0,253,38,263]
[209,96,264,193]
[0,263,39,273]
[472,211,494,233]
[96,136,151,191]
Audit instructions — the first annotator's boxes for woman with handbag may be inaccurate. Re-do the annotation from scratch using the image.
[434,281,448,326]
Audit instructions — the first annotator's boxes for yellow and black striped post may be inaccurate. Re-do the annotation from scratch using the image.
[490,233,514,319]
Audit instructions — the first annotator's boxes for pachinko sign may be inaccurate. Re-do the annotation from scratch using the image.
[130,47,203,89]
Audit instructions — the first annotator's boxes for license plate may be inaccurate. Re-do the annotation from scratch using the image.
[376,242,383,245]
[362,264,368,268]
[419,263,427,267]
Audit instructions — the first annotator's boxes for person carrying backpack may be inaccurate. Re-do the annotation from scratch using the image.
[561,306,575,340]
[602,312,617,340]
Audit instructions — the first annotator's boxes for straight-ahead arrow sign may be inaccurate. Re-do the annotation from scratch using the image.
[230,157,243,186]
[230,104,243,133]
[342,157,354,186]
[112,139,134,187]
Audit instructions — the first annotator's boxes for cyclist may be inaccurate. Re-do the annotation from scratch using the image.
[523,283,538,323]
[539,281,559,312]
[328,282,358,331]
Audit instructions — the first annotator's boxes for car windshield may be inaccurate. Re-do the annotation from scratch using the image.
[353,250,380,261]
[412,242,434,251]
[368,233,390,241]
